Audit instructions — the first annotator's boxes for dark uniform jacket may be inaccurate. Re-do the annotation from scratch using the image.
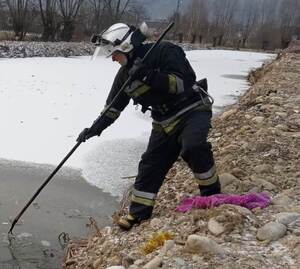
[99,41,210,133]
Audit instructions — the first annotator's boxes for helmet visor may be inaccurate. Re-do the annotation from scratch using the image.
[100,43,116,57]
[95,37,115,57]
[90,34,115,57]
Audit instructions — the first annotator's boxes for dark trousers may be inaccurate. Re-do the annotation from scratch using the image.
[129,110,220,220]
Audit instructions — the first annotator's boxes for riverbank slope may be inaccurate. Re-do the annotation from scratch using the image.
[64,45,300,269]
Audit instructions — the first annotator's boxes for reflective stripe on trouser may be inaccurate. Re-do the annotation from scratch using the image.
[129,110,219,220]
[194,164,219,186]
[131,188,156,207]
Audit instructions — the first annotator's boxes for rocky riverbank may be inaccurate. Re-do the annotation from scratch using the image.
[63,45,300,269]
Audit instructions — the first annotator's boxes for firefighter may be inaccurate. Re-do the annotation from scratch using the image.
[77,23,221,230]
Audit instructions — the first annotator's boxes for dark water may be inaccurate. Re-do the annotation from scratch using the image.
[1,235,63,269]
[0,160,118,268]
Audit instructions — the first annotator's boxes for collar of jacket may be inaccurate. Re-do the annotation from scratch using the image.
[127,43,153,68]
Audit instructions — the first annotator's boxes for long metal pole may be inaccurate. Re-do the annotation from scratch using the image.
[8,142,81,234]
[8,22,174,235]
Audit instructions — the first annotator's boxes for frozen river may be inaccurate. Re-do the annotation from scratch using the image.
[0,50,275,198]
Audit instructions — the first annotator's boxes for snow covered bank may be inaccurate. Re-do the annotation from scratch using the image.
[0,41,94,58]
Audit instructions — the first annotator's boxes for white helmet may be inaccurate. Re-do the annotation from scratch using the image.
[92,22,149,57]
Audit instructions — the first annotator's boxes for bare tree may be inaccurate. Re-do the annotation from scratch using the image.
[278,0,300,48]
[76,0,104,36]
[103,0,131,25]
[209,0,238,46]
[255,0,280,49]
[123,1,148,26]
[58,0,85,41]
[0,1,7,30]
[39,0,59,41]
[5,0,31,40]
[184,0,209,43]
[239,0,259,47]
[88,0,104,32]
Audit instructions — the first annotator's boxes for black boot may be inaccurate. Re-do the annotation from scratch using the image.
[116,214,141,230]
[199,179,221,196]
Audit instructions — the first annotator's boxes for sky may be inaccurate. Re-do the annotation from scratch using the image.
[0,50,275,198]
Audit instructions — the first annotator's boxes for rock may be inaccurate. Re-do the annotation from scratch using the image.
[275,213,300,225]
[257,222,286,242]
[219,108,237,120]
[219,173,238,188]
[282,131,300,138]
[275,112,288,117]
[260,104,277,112]
[255,142,272,152]
[142,256,162,269]
[231,168,247,179]
[127,251,140,261]
[174,257,186,267]
[254,96,264,104]
[251,176,277,191]
[128,266,139,269]
[229,205,253,216]
[65,259,77,266]
[220,144,240,154]
[272,194,293,206]
[106,267,125,269]
[253,164,272,174]
[214,132,222,137]
[160,240,175,255]
[185,235,223,255]
[208,218,225,236]
[150,218,162,228]
[291,132,300,138]
[93,257,103,269]
[110,256,122,266]
[285,205,300,213]
[102,226,113,236]
[252,116,265,124]
[241,142,249,149]
[122,255,134,268]
[134,259,144,266]
[287,219,300,235]
[275,124,288,131]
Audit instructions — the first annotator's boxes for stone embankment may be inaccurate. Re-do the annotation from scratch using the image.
[0,41,94,58]
[64,45,300,269]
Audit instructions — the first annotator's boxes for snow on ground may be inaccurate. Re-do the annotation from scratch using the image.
[0,50,275,198]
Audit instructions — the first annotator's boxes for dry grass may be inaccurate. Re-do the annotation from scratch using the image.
[112,184,133,223]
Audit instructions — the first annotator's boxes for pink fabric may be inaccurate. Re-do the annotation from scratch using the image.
[176,192,272,213]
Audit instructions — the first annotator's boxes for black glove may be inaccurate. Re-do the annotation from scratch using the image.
[76,127,99,143]
[128,57,152,81]
[77,116,108,142]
